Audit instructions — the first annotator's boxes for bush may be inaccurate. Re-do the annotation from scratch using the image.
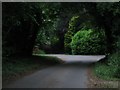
[94,37,120,80]
[64,16,80,54]
[94,52,120,80]
[108,37,120,78]
[70,28,106,55]
[108,52,120,78]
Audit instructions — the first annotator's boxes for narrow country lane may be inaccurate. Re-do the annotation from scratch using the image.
[5,55,105,88]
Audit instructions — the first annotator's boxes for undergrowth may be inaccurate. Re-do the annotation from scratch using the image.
[94,52,120,80]
[2,55,63,86]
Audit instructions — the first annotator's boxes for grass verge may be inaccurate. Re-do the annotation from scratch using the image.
[88,63,119,88]
[94,62,119,80]
[2,55,64,86]
[94,52,120,81]
[93,53,120,88]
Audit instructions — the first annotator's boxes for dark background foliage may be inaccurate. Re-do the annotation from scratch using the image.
[2,2,120,79]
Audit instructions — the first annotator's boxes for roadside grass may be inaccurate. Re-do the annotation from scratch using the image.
[94,63,119,81]
[2,55,64,86]
[94,52,120,80]
[90,63,119,88]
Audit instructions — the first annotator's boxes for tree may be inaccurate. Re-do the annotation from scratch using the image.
[82,2,120,54]
[3,2,42,56]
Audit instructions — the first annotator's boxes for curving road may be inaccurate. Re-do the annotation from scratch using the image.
[5,54,105,88]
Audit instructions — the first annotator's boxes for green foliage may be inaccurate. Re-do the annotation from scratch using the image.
[94,36,120,80]
[3,2,43,56]
[94,52,120,80]
[3,2,120,56]
[96,2,120,54]
[71,28,106,55]
[64,16,80,53]
[33,49,46,55]
[94,63,113,80]
[38,50,46,54]
[34,4,61,52]
[94,63,118,80]
[96,2,120,16]
[3,56,63,85]
[35,19,59,49]
[108,52,120,78]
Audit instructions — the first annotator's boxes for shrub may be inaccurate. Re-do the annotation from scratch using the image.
[108,37,120,78]
[108,52,120,78]
[70,28,106,55]
[64,16,80,54]
[94,37,120,80]
[94,52,120,80]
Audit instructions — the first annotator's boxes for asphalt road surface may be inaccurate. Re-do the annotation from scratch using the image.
[5,54,105,88]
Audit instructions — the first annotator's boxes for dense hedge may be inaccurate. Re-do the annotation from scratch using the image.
[70,28,106,55]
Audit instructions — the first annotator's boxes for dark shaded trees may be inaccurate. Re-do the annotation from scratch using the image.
[34,3,61,53]
[62,2,120,54]
[3,2,42,56]
[82,2,120,54]
[3,2,120,56]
